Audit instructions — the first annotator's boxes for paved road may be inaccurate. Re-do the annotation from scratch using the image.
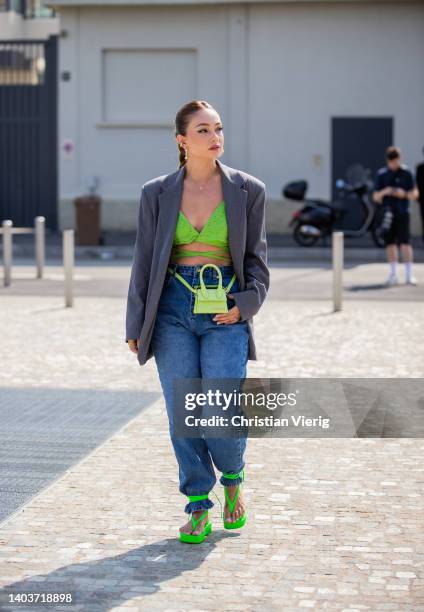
[0,263,423,610]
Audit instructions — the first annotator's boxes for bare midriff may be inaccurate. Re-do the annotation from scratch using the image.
[169,241,232,266]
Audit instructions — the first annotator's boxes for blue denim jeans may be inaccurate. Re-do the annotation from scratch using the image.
[151,263,249,515]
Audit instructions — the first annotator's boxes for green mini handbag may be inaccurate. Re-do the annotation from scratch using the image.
[166,263,237,314]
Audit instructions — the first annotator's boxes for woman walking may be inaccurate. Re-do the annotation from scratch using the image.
[126,100,269,543]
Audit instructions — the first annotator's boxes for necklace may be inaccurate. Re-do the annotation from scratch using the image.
[186,171,217,191]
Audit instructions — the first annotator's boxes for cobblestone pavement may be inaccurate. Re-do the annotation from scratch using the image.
[0,263,423,611]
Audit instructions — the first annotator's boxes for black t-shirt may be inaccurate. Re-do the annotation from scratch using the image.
[374,165,415,214]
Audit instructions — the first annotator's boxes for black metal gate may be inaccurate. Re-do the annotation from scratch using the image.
[0,35,58,230]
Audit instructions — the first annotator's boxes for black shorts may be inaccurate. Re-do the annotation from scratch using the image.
[384,210,410,245]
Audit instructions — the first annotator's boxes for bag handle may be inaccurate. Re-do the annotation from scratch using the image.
[199,264,224,298]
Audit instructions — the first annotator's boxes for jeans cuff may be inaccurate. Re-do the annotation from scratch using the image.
[184,498,214,515]
[220,474,244,487]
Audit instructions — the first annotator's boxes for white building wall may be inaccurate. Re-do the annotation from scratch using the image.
[248,1,424,233]
[249,2,424,191]
[59,4,244,229]
[57,1,424,233]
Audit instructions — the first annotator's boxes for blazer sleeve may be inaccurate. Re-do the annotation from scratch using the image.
[125,186,155,341]
[229,182,270,322]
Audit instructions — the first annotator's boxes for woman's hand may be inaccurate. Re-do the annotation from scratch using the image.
[213,305,241,325]
[127,339,139,353]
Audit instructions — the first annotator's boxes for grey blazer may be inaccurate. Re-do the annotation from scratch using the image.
[125,158,269,366]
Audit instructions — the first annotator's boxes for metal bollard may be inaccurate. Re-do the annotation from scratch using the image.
[2,220,13,287]
[332,231,344,312]
[63,229,74,307]
[35,216,45,279]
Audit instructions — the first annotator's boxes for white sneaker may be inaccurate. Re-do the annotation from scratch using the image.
[385,274,399,286]
[406,276,418,286]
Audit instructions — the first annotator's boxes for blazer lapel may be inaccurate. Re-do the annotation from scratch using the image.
[216,159,248,275]
[156,159,248,282]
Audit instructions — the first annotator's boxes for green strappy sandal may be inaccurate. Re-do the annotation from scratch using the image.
[179,494,213,544]
[222,468,247,530]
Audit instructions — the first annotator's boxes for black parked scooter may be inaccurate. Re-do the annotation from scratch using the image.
[283,165,386,248]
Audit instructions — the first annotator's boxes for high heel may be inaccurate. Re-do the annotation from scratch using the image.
[222,468,247,530]
[179,494,213,544]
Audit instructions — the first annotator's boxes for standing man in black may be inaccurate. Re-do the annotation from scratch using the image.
[416,147,424,242]
[373,146,419,286]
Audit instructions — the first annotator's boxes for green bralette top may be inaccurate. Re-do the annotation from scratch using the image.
[171,200,231,261]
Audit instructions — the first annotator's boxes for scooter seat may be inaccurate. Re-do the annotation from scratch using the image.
[309,199,346,213]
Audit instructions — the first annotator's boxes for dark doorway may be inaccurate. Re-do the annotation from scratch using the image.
[332,117,394,196]
[0,36,58,230]
[331,117,393,230]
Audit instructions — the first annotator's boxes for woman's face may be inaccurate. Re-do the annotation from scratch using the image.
[177,108,224,160]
